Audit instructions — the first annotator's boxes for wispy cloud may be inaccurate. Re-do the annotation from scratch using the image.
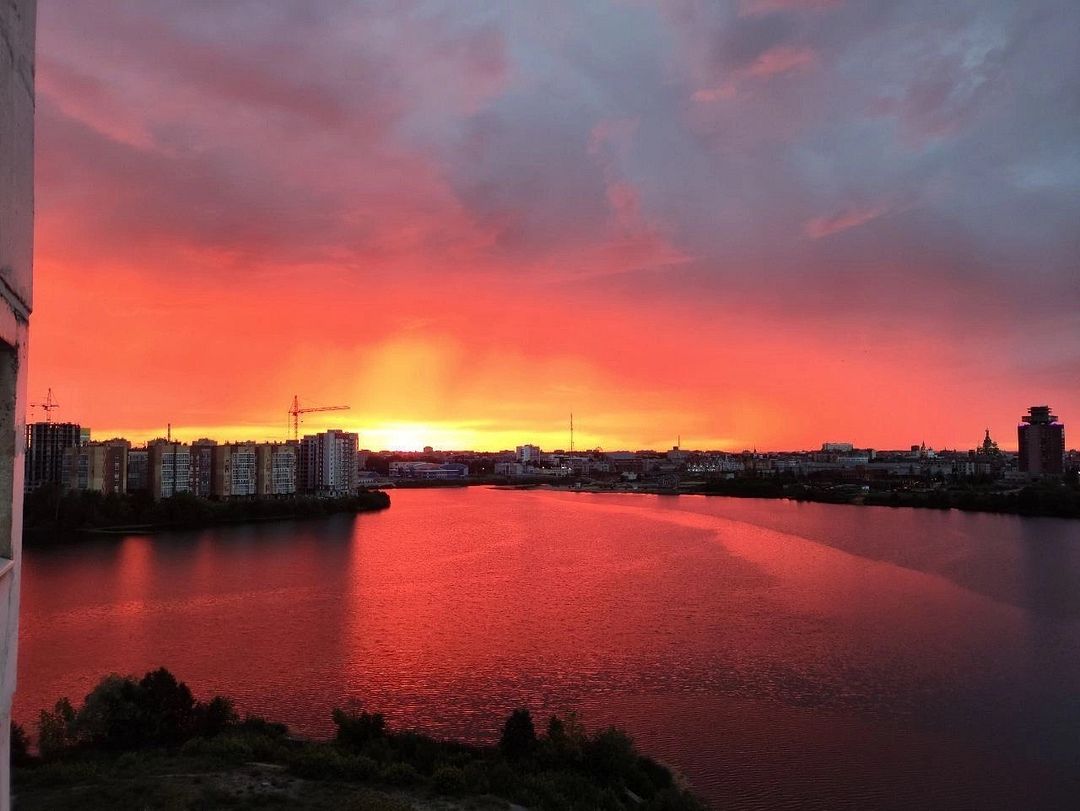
[803,204,891,239]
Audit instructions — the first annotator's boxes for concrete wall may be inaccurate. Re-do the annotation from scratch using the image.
[0,1,35,807]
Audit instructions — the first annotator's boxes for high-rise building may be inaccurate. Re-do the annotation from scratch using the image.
[127,449,149,493]
[298,430,358,495]
[24,421,81,492]
[61,439,129,494]
[211,443,257,498]
[148,440,192,499]
[1018,405,1065,477]
[190,438,217,498]
[516,444,542,463]
[256,443,297,496]
[231,443,257,497]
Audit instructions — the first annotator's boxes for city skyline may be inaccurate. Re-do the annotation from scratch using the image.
[29,2,1080,453]
[22,399,1069,454]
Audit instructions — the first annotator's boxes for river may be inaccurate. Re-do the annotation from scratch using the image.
[16,488,1080,808]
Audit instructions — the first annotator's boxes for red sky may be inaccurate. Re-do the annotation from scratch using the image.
[29,1,1080,451]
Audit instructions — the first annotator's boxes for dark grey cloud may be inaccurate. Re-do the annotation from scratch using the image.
[35,0,1080,368]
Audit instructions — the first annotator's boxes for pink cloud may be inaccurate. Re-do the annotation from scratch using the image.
[803,203,890,239]
[692,83,737,103]
[747,45,818,78]
[693,45,817,103]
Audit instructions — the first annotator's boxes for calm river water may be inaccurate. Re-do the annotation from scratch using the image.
[17,488,1080,809]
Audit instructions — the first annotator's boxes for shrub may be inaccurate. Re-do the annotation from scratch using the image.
[461,760,491,794]
[485,760,521,797]
[379,761,421,786]
[235,714,288,738]
[290,746,354,780]
[114,750,154,772]
[179,736,210,757]
[187,734,256,763]
[432,765,466,795]
[27,759,100,786]
[332,707,386,749]
[359,734,393,764]
[347,754,379,781]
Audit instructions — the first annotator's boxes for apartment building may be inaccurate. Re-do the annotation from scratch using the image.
[148,440,192,499]
[298,430,358,495]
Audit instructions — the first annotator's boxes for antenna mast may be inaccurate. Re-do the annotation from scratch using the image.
[570,411,574,453]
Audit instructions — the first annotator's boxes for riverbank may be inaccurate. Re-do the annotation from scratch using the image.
[545,478,1080,519]
[15,668,705,811]
[22,489,391,543]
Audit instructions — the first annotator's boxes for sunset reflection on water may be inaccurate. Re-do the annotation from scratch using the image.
[18,489,1080,809]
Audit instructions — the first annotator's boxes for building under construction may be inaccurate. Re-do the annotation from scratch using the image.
[24,421,82,493]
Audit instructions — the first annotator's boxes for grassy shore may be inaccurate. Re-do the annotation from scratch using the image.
[16,669,706,811]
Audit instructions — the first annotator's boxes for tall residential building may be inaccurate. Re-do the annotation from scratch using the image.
[24,422,81,492]
[212,442,257,499]
[1018,405,1065,477]
[147,440,192,499]
[298,430,358,495]
[256,443,297,496]
[516,444,542,463]
[190,438,217,498]
[0,2,35,802]
[61,439,129,494]
[127,449,149,493]
[232,443,257,497]
[101,439,130,493]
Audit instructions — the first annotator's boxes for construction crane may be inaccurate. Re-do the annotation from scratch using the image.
[288,395,350,441]
[31,388,60,423]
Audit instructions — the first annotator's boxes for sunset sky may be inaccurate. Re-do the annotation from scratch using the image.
[29,0,1080,451]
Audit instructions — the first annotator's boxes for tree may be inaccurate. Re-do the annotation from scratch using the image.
[138,667,197,744]
[585,727,637,783]
[78,674,145,749]
[10,722,32,766]
[195,695,238,738]
[499,708,536,760]
[38,697,78,758]
[543,712,587,765]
